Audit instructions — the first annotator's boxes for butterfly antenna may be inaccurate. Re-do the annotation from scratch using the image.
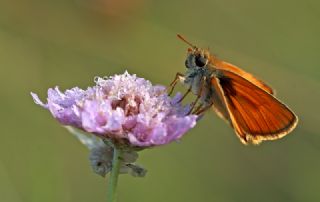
[177,34,197,49]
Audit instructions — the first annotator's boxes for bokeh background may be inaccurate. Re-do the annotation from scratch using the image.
[1,0,320,201]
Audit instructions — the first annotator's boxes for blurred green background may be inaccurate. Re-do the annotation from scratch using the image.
[1,0,320,201]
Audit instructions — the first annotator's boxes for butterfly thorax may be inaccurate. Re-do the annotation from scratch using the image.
[183,49,220,106]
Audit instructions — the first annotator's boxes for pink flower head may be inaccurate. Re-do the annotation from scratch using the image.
[31,71,197,148]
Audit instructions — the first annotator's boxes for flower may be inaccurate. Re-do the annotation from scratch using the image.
[31,71,197,148]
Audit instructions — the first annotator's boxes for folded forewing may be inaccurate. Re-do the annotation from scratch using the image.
[213,60,274,95]
[213,70,298,144]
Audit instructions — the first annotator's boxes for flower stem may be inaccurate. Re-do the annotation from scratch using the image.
[107,145,123,202]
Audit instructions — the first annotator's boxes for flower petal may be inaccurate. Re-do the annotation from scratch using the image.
[31,92,48,108]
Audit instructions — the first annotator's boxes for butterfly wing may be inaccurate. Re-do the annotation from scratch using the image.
[211,69,298,144]
[212,59,274,95]
[210,77,230,122]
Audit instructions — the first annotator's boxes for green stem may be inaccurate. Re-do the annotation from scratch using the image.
[107,145,123,202]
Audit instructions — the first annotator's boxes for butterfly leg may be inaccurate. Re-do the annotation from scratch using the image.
[177,86,191,103]
[188,96,200,114]
[168,72,185,96]
[191,103,203,115]
[194,102,213,115]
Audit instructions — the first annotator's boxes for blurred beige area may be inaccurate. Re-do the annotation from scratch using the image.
[0,0,320,201]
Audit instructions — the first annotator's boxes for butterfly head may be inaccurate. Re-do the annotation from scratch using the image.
[177,34,210,69]
[185,47,210,69]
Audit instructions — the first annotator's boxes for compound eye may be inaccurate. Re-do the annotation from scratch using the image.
[195,55,206,67]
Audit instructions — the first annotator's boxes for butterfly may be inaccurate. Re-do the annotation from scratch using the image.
[169,34,298,145]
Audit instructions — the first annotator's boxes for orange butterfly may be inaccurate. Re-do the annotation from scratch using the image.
[169,34,298,145]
